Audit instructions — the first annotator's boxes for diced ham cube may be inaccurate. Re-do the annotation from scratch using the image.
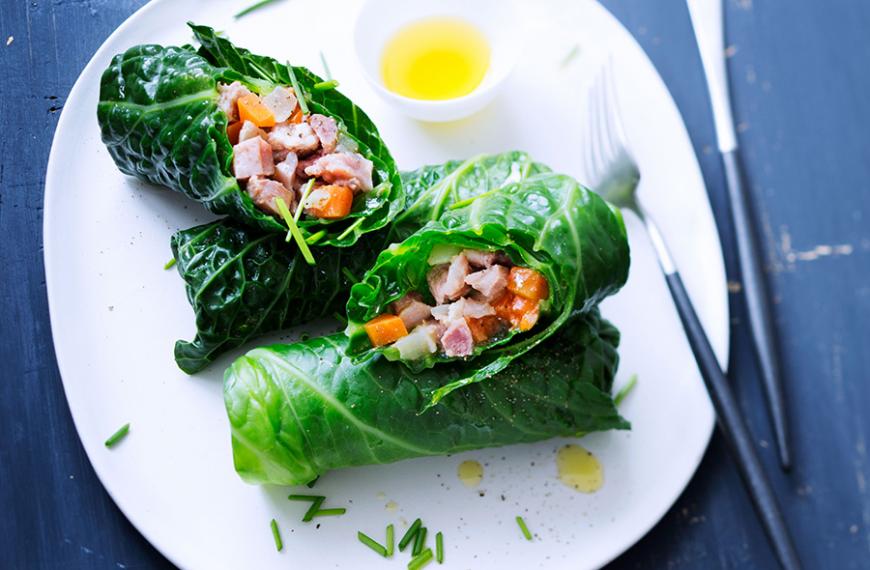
[268,122,320,155]
[441,319,474,357]
[309,114,339,153]
[392,292,423,314]
[261,87,298,123]
[296,151,323,179]
[233,137,274,180]
[397,299,432,331]
[218,81,252,122]
[427,254,471,303]
[462,299,495,319]
[246,175,295,216]
[464,264,510,301]
[238,120,266,143]
[274,153,299,190]
[463,249,501,268]
[304,152,374,192]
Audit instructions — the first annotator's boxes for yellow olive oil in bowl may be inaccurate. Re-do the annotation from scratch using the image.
[380,17,491,101]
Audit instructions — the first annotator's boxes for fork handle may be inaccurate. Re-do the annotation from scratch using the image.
[664,271,801,570]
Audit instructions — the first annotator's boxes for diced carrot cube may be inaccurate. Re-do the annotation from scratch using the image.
[364,314,408,347]
[507,267,549,301]
[304,185,354,219]
[226,121,243,145]
[492,292,540,332]
[467,316,504,344]
[238,93,276,128]
[288,107,304,124]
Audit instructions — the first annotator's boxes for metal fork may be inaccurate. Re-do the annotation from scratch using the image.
[583,62,801,570]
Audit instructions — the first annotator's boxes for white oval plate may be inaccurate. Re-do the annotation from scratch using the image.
[44,1,727,568]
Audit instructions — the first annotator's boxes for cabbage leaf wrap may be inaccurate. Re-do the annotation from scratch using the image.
[171,152,547,373]
[346,172,630,405]
[225,309,628,485]
[97,24,401,246]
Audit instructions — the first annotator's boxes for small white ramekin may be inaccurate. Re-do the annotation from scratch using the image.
[353,0,520,123]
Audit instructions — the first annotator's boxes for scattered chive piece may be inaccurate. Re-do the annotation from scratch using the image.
[163,258,176,270]
[560,44,580,68]
[274,197,315,266]
[319,51,332,80]
[398,518,422,551]
[270,519,283,551]
[412,526,427,556]
[332,312,348,325]
[386,524,395,557]
[287,494,325,502]
[358,531,388,557]
[294,179,316,223]
[615,373,638,406]
[305,230,327,245]
[286,62,310,115]
[104,423,130,448]
[341,267,359,284]
[302,497,326,522]
[337,217,364,241]
[435,532,443,563]
[312,508,346,518]
[408,548,434,570]
[313,79,339,91]
[234,0,284,19]
[516,516,533,541]
[305,476,320,489]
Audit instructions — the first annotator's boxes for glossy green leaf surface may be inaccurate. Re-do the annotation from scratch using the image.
[171,152,545,373]
[97,24,401,245]
[346,173,630,405]
[225,309,628,485]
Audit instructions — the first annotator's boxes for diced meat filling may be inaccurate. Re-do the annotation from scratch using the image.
[363,249,550,360]
[220,82,376,220]
[304,152,374,192]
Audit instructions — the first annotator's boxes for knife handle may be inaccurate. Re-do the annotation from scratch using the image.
[721,150,791,470]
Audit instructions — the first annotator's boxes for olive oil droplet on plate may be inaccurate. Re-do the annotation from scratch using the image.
[557,444,603,493]
[457,460,484,487]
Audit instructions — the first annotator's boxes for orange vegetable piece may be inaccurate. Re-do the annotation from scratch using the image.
[288,107,304,124]
[364,314,408,347]
[226,121,243,145]
[304,185,354,219]
[467,316,504,344]
[237,93,276,128]
[493,292,540,332]
[507,267,549,301]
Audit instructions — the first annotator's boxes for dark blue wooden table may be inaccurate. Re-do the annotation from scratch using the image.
[2,1,868,568]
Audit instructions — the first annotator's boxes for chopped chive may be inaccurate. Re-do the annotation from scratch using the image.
[386,524,395,557]
[560,44,580,68]
[104,423,130,448]
[516,516,533,541]
[305,229,327,245]
[341,267,359,284]
[305,476,319,488]
[234,0,284,19]
[435,532,443,563]
[312,508,346,518]
[294,179,315,223]
[614,373,638,406]
[408,548,434,570]
[286,62,309,115]
[270,519,283,551]
[319,51,332,80]
[313,79,339,91]
[287,494,325,502]
[163,258,176,270]
[398,518,422,551]
[302,497,326,522]
[337,217,364,241]
[358,531,388,557]
[274,197,315,266]
[412,527,427,556]
[332,312,348,325]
